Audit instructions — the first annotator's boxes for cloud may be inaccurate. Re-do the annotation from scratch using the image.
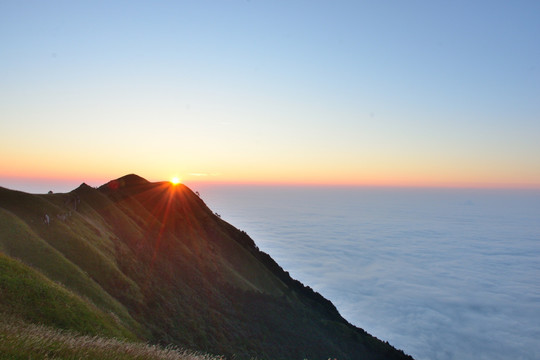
[199,186,540,360]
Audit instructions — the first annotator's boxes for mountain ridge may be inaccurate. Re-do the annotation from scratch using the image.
[0,174,413,360]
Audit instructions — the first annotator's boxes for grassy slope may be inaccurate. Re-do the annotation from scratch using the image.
[0,252,134,339]
[0,184,218,359]
[0,178,413,360]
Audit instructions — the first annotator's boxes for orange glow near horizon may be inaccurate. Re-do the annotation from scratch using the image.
[1,166,540,191]
[2,131,539,191]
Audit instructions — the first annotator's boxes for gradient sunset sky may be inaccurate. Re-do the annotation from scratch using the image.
[1,1,539,192]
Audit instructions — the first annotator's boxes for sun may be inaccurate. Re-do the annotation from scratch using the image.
[170,176,181,185]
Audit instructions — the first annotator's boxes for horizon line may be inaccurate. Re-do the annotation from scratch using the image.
[1,174,540,194]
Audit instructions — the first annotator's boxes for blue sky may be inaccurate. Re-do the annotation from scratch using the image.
[1,1,539,191]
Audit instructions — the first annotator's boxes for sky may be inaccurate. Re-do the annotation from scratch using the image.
[1,0,539,192]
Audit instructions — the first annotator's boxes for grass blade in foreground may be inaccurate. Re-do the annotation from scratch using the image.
[0,316,222,360]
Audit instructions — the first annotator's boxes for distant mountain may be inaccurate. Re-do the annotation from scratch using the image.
[0,174,413,360]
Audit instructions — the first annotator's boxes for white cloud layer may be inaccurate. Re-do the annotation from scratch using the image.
[196,185,540,360]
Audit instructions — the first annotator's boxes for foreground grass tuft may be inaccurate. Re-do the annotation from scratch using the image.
[0,317,222,360]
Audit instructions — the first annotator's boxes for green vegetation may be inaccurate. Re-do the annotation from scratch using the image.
[0,207,142,335]
[0,253,134,340]
[0,175,414,360]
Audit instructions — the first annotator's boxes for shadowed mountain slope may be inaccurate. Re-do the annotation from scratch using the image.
[0,174,413,360]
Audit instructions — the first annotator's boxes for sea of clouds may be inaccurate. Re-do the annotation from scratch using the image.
[194,185,540,360]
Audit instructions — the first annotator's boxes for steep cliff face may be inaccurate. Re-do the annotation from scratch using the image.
[0,174,413,360]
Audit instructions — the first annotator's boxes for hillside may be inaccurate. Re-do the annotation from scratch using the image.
[0,174,413,360]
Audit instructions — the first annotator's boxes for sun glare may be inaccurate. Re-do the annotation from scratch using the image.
[170,177,180,185]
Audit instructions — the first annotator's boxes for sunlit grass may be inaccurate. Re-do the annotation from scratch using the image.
[0,316,223,360]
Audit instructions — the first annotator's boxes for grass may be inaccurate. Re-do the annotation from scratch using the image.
[0,316,222,360]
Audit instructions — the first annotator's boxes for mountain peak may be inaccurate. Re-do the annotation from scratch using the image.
[115,174,149,185]
[99,174,149,191]
[75,182,93,191]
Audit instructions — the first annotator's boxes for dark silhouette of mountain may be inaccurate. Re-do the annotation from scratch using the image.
[0,175,413,360]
